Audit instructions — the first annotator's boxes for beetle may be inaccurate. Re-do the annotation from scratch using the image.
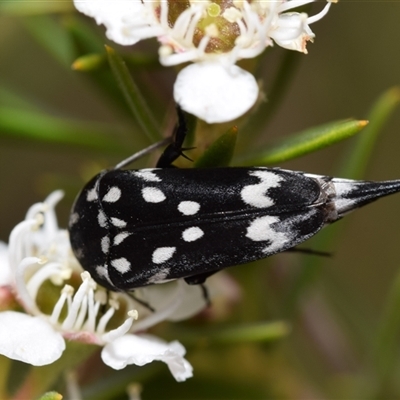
[68,109,400,292]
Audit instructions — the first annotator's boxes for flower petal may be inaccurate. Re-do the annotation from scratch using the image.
[174,63,259,123]
[165,282,208,321]
[0,311,65,366]
[270,13,314,53]
[0,242,12,286]
[73,0,161,46]
[138,281,207,322]
[102,333,193,382]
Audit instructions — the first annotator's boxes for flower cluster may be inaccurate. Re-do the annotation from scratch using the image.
[0,191,207,381]
[74,0,335,123]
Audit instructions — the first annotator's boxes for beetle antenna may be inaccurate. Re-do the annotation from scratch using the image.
[288,247,332,257]
[114,138,171,170]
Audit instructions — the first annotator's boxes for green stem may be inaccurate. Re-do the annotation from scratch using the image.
[105,46,160,143]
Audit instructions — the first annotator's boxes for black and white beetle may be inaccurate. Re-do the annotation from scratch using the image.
[69,111,400,292]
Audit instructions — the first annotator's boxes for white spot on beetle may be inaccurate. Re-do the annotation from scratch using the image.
[98,210,107,228]
[241,170,284,208]
[86,188,98,202]
[330,179,358,216]
[69,212,79,226]
[96,265,114,286]
[111,257,131,274]
[113,232,131,245]
[152,247,176,264]
[178,201,200,215]
[133,169,161,182]
[246,216,289,253]
[73,247,84,259]
[142,187,166,203]
[147,268,171,284]
[101,236,110,254]
[111,217,127,228]
[182,227,204,242]
[103,186,121,203]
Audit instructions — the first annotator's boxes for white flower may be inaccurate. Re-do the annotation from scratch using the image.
[0,191,207,381]
[74,0,335,123]
[0,241,11,287]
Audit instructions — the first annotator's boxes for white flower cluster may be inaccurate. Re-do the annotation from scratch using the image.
[74,0,335,123]
[0,191,207,381]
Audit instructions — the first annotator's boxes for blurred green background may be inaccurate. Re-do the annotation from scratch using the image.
[1,0,400,399]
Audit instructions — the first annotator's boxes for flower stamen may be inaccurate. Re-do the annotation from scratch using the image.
[61,271,93,330]
[101,309,138,343]
[8,220,36,269]
[96,301,117,335]
[85,288,105,331]
[307,1,333,24]
[15,256,42,315]
[183,6,205,45]
[2,190,205,380]
[74,290,88,330]
[26,262,67,301]
[73,0,335,123]
[50,284,74,325]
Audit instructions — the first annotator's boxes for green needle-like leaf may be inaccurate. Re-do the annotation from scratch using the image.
[72,53,106,71]
[73,51,160,71]
[105,45,160,143]
[23,15,75,67]
[180,321,290,346]
[37,392,63,400]
[284,87,400,324]
[0,107,130,154]
[205,321,290,344]
[0,86,40,110]
[123,52,161,69]
[239,119,368,166]
[64,19,139,119]
[195,126,238,167]
[339,86,400,179]
[0,0,73,15]
[63,15,105,54]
